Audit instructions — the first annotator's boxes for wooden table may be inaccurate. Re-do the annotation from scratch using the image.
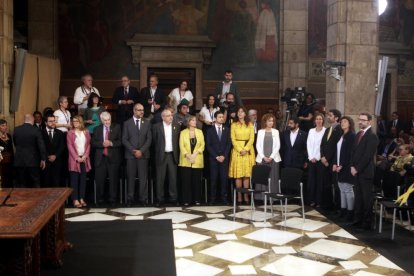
[0,188,72,276]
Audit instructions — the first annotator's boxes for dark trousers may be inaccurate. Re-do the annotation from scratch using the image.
[354,176,373,225]
[307,161,325,206]
[156,153,177,202]
[209,159,229,202]
[126,158,148,202]
[70,163,86,201]
[43,160,62,187]
[14,167,41,188]
[180,167,202,204]
[322,166,335,209]
[95,156,120,203]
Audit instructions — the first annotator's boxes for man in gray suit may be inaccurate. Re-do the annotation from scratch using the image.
[152,109,180,206]
[122,103,152,206]
[215,70,242,107]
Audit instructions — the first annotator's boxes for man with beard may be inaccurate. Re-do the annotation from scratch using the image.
[281,116,308,170]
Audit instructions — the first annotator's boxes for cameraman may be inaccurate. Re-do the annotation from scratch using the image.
[221,92,237,127]
[297,93,316,132]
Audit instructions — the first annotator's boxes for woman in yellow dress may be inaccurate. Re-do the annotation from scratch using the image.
[229,106,256,204]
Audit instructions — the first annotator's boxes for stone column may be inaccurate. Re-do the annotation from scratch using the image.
[326,0,378,118]
[0,0,14,121]
[28,0,58,58]
[279,0,308,91]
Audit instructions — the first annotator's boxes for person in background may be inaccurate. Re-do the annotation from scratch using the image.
[74,74,100,115]
[168,80,194,113]
[229,106,255,204]
[179,116,205,206]
[248,109,261,155]
[84,92,105,135]
[0,119,14,188]
[297,92,315,132]
[140,74,166,121]
[198,94,220,133]
[306,113,326,207]
[173,99,191,130]
[54,96,72,133]
[333,116,356,221]
[112,75,140,125]
[67,115,91,208]
[215,70,242,107]
[255,113,281,200]
[222,92,237,127]
[33,111,44,130]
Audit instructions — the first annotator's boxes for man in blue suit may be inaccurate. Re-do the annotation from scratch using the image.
[206,111,232,204]
[282,116,308,169]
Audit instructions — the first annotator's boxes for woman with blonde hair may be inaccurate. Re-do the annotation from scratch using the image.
[179,115,205,205]
[67,115,91,207]
[229,106,255,204]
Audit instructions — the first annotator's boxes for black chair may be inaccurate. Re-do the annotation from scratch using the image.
[263,168,305,225]
[379,197,414,240]
[232,164,271,220]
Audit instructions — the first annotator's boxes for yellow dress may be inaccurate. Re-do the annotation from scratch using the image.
[229,122,256,178]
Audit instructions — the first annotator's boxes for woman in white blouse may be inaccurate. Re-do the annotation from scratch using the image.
[67,115,91,208]
[198,94,220,133]
[168,80,194,112]
[306,113,326,207]
[255,113,281,196]
[54,96,71,132]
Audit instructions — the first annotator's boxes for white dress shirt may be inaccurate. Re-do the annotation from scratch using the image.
[290,128,299,146]
[163,122,173,152]
[53,109,71,132]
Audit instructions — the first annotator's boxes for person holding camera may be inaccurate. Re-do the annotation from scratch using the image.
[215,70,242,107]
[222,92,238,128]
[297,92,316,133]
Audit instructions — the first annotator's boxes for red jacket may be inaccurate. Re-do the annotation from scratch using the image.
[66,129,91,173]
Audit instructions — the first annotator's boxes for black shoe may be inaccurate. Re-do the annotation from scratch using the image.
[139,201,148,207]
[155,201,165,207]
[345,210,354,222]
[336,208,347,219]
[169,200,179,206]
[348,220,362,227]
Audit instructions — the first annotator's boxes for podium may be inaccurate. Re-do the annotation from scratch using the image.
[0,188,72,276]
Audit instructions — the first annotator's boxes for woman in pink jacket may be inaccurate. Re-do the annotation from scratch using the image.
[67,115,91,208]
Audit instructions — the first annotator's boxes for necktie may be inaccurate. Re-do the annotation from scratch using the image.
[124,88,128,99]
[136,119,140,131]
[150,89,155,113]
[327,126,333,140]
[218,126,222,141]
[393,120,396,127]
[48,130,53,141]
[103,127,109,156]
[356,130,364,145]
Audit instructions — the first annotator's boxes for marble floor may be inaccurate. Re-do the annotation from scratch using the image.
[64,204,410,276]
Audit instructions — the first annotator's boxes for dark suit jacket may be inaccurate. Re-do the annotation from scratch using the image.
[351,127,379,178]
[377,119,387,138]
[92,123,123,166]
[206,125,231,160]
[13,123,47,167]
[122,117,152,159]
[282,129,308,169]
[387,119,404,134]
[333,131,356,184]
[112,86,140,123]
[320,124,343,164]
[140,87,166,118]
[152,122,180,164]
[41,128,65,161]
[215,82,242,107]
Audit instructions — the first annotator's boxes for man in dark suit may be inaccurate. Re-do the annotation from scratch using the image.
[140,74,166,121]
[13,114,46,187]
[215,70,242,107]
[248,109,261,155]
[350,112,379,230]
[282,116,308,169]
[33,111,45,130]
[112,75,140,125]
[42,114,65,187]
[92,111,123,205]
[152,109,180,205]
[387,111,404,134]
[122,103,152,206]
[206,111,232,204]
[320,109,343,209]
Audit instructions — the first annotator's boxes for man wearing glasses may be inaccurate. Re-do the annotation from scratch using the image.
[350,112,379,230]
[122,103,152,206]
[112,75,140,126]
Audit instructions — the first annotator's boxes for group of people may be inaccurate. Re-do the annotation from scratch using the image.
[2,69,413,230]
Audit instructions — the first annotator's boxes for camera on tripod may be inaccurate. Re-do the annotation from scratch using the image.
[281,87,306,111]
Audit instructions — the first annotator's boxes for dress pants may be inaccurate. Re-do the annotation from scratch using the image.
[353,176,373,225]
[126,157,148,203]
[43,160,63,187]
[180,167,202,204]
[70,163,86,201]
[156,153,177,202]
[15,167,41,188]
[95,156,120,203]
[209,159,229,202]
[307,161,325,206]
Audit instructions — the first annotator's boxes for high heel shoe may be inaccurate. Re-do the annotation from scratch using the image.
[80,199,87,207]
[73,200,82,208]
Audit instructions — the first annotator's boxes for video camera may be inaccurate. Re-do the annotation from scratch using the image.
[281,87,306,111]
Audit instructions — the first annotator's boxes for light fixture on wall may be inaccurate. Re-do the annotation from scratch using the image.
[323,60,347,81]
[378,0,387,15]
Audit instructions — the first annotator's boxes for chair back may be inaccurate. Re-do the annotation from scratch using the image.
[280,168,303,193]
[251,164,271,189]
[382,171,401,199]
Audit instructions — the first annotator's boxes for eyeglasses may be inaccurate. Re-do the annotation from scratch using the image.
[135,109,144,112]
[72,120,79,123]
[358,118,369,122]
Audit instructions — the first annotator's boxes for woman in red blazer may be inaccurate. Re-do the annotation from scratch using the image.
[67,115,91,207]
